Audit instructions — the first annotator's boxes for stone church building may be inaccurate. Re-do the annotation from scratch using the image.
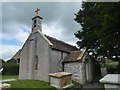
[13,9,93,85]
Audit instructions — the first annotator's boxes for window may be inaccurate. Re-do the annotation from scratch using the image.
[34,20,37,27]
[34,25,36,27]
[61,52,63,60]
[34,20,36,23]
[35,55,38,70]
[60,52,64,71]
[17,58,20,64]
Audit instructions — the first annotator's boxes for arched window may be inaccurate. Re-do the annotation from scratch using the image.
[35,55,38,70]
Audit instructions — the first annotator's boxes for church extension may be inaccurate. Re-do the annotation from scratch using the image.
[13,9,93,85]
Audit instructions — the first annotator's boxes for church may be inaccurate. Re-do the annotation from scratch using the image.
[13,9,93,85]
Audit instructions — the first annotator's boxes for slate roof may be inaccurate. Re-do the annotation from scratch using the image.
[63,47,87,62]
[63,51,82,62]
[45,35,78,52]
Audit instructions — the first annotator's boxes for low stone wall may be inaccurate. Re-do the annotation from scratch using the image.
[99,74,120,90]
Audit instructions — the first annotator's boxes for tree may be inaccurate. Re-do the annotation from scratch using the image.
[74,2,120,63]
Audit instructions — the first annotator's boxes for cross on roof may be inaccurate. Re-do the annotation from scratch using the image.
[35,8,40,15]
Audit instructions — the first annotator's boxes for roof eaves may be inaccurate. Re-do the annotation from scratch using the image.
[63,59,81,63]
[52,48,70,53]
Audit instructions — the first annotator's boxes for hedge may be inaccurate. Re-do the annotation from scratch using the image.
[2,59,19,75]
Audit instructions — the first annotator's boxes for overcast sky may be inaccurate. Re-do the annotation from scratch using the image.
[1,2,82,60]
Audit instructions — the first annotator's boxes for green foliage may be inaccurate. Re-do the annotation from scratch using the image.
[72,81,82,88]
[74,2,120,62]
[106,59,118,68]
[2,59,19,75]
[106,59,119,73]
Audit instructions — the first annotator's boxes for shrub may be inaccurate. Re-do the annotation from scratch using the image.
[2,59,19,75]
[116,63,120,74]
[106,60,119,74]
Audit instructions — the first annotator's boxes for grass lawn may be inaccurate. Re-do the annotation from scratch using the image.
[2,75,82,89]
[2,75,56,89]
[2,75,18,80]
[7,80,56,89]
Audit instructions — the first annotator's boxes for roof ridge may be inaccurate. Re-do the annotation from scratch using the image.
[45,35,77,48]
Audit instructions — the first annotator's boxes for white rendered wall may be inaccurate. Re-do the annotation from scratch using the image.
[49,50,68,73]
[19,35,30,79]
[19,31,51,82]
[35,32,50,82]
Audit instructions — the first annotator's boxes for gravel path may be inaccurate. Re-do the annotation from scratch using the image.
[80,82,104,90]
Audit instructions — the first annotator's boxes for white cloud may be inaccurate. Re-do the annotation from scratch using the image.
[2,21,30,43]
[42,22,78,46]
[14,28,29,43]
[0,44,21,61]
[67,39,78,47]
[1,21,30,60]
[42,22,63,40]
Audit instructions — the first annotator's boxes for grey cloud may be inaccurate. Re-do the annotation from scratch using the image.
[2,2,81,45]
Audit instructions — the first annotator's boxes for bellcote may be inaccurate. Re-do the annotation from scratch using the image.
[32,8,43,32]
